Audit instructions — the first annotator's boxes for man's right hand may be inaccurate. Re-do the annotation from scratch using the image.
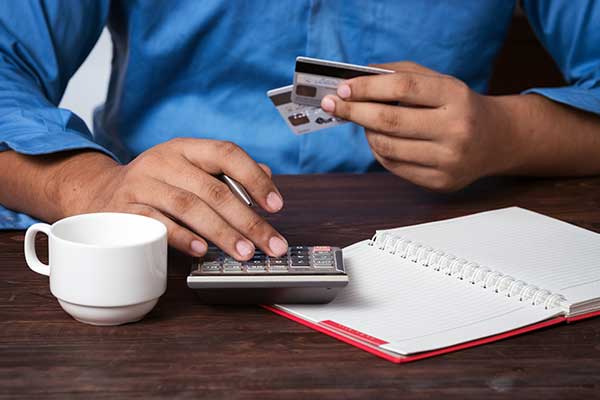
[56,139,287,260]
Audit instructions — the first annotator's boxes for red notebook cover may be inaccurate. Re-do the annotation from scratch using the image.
[264,306,600,363]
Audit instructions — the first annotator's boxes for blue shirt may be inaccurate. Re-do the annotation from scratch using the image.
[1,0,600,229]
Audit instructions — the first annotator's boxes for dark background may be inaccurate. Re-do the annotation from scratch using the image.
[489,9,565,94]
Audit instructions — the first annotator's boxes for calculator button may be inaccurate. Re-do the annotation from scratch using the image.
[223,261,242,269]
[315,255,332,259]
[291,254,309,259]
[249,262,267,269]
[291,262,311,268]
[289,266,313,272]
[268,264,289,272]
[291,263,310,268]
[291,257,310,265]
[313,246,331,252]
[201,263,222,273]
[246,265,267,273]
[290,248,309,254]
[223,264,244,273]
[290,254,308,259]
[291,248,309,253]
[313,253,333,261]
[314,264,335,270]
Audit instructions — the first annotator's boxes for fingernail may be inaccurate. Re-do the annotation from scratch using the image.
[337,84,351,99]
[266,192,283,212]
[236,240,254,258]
[190,240,207,255]
[321,96,335,112]
[269,236,288,256]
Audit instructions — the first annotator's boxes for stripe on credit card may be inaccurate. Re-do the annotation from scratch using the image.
[292,57,394,107]
[295,57,393,79]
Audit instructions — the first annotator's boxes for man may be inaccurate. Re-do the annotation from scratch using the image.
[1,1,599,261]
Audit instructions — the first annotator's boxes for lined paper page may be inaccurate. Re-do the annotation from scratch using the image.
[381,207,600,304]
[278,240,557,355]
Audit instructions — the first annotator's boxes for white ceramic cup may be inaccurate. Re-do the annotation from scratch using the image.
[24,212,167,326]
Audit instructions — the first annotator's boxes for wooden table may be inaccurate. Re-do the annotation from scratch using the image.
[2,174,600,399]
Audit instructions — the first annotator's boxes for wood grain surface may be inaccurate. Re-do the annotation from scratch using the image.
[2,173,600,399]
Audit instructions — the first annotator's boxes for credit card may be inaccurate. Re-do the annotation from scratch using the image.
[292,56,393,107]
[267,85,347,135]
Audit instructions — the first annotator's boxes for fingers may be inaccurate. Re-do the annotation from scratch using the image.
[334,71,454,107]
[365,131,441,167]
[137,178,257,261]
[321,96,440,139]
[370,61,441,76]
[136,139,287,258]
[258,163,272,178]
[181,140,284,213]
[129,204,208,257]
[165,164,288,257]
[371,152,448,191]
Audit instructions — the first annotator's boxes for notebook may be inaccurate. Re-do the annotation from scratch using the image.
[265,207,600,363]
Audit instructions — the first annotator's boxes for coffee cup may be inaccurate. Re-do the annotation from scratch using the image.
[24,212,167,326]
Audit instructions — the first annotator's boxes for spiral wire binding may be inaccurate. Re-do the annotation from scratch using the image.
[368,232,567,310]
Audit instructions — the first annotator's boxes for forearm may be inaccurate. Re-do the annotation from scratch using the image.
[0,150,118,222]
[490,94,600,177]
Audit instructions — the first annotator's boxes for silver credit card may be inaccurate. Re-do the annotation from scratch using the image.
[267,85,347,135]
[291,56,393,107]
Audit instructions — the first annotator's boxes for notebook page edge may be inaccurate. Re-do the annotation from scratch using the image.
[381,305,561,355]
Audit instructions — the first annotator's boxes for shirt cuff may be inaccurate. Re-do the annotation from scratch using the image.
[0,128,118,159]
[0,206,40,230]
[522,86,600,116]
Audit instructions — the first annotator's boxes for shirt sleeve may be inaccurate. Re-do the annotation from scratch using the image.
[0,0,116,229]
[521,0,600,115]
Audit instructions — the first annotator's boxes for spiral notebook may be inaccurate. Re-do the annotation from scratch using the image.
[266,207,600,363]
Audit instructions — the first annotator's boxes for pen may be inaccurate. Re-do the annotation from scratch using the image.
[219,174,254,207]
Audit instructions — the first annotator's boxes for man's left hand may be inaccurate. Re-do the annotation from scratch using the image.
[320,62,514,191]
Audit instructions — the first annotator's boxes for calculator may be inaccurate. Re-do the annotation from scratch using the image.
[187,246,349,304]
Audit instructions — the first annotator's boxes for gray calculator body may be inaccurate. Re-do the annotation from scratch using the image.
[187,246,348,304]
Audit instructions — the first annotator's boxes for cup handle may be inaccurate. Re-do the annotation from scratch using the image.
[24,223,52,276]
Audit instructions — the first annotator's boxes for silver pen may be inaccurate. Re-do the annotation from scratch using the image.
[219,174,254,207]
